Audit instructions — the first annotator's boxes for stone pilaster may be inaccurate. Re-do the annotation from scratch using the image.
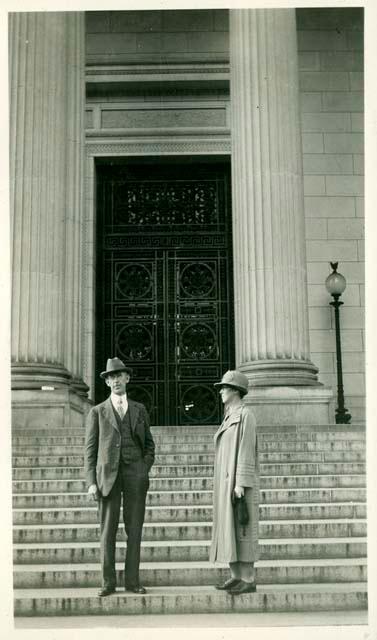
[9,12,89,427]
[229,9,331,423]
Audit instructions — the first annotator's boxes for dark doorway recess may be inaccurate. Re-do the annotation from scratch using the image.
[95,157,235,426]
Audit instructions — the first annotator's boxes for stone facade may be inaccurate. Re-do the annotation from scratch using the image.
[8,10,368,624]
[83,8,364,423]
[10,8,365,426]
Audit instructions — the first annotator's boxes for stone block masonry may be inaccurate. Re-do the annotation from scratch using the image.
[86,9,230,64]
[297,7,365,421]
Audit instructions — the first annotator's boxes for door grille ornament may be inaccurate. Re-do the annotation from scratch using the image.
[180,323,217,360]
[116,325,153,361]
[180,262,215,298]
[116,264,152,300]
[181,385,218,422]
[126,384,154,414]
[114,182,219,226]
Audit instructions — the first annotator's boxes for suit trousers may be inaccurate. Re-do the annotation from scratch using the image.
[229,561,255,582]
[98,458,149,589]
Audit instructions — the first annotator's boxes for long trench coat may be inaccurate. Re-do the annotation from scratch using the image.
[209,403,259,564]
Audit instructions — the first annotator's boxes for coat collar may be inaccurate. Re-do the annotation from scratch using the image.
[102,397,139,433]
[215,404,243,441]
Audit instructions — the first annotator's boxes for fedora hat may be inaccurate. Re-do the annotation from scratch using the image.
[100,357,132,379]
[214,370,249,395]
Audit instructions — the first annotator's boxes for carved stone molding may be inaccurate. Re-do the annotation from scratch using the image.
[86,138,231,156]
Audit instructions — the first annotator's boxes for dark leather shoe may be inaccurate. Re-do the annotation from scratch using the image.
[98,586,116,597]
[215,577,241,591]
[125,585,147,594]
[227,580,257,595]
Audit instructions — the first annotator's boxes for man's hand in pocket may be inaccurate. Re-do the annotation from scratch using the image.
[88,484,99,501]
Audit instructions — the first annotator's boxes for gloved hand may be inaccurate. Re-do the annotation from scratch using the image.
[234,485,245,498]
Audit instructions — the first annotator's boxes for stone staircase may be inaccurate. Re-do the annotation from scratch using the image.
[12,424,368,617]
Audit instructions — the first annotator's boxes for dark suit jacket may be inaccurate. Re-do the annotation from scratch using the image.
[84,397,155,497]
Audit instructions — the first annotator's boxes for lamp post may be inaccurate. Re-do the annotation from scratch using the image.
[325,262,352,424]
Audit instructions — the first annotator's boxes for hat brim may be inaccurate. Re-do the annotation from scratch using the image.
[100,366,133,379]
[214,382,247,394]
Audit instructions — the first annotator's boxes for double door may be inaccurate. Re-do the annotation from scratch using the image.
[95,161,234,425]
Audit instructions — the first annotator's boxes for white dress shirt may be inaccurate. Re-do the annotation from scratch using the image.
[111,392,129,418]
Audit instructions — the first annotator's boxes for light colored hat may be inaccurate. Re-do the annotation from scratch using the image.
[100,357,132,379]
[214,370,249,395]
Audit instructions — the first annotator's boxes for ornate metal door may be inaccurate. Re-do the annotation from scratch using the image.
[96,161,234,425]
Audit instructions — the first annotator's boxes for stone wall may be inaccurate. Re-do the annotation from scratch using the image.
[86,9,229,64]
[297,8,364,420]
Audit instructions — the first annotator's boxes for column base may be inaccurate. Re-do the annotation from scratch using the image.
[243,385,334,426]
[11,362,72,389]
[71,377,90,398]
[12,387,92,431]
[11,362,91,429]
[239,359,319,386]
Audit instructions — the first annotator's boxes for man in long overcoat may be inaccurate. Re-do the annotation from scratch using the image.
[85,357,155,597]
[210,370,259,595]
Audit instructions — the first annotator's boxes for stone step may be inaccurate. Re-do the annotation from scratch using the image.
[259,487,366,502]
[12,462,366,480]
[13,537,367,565]
[13,583,368,617]
[11,465,213,480]
[11,440,366,456]
[12,486,367,509]
[11,422,368,619]
[12,423,365,437]
[13,558,368,589]
[12,474,366,495]
[12,490,215,509]
[12,450,366,468]
[12,435,366,456]
[12,502,367,526]
[12,519,367,543]
[12,608,369,627]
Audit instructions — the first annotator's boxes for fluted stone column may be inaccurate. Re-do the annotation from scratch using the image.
[230,8,319,388]
[10,12,88,426]
[64,14,88,398]
[229,9,332,423]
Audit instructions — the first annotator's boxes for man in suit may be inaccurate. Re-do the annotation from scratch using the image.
[85,357,155,597]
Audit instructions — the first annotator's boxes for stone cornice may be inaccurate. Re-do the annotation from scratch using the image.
[86,61,230,96]
[87,58,228,74]
[86,61,229,80]
[86,126,230,138]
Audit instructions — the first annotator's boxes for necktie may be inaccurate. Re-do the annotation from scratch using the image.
[117,398,124,419]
